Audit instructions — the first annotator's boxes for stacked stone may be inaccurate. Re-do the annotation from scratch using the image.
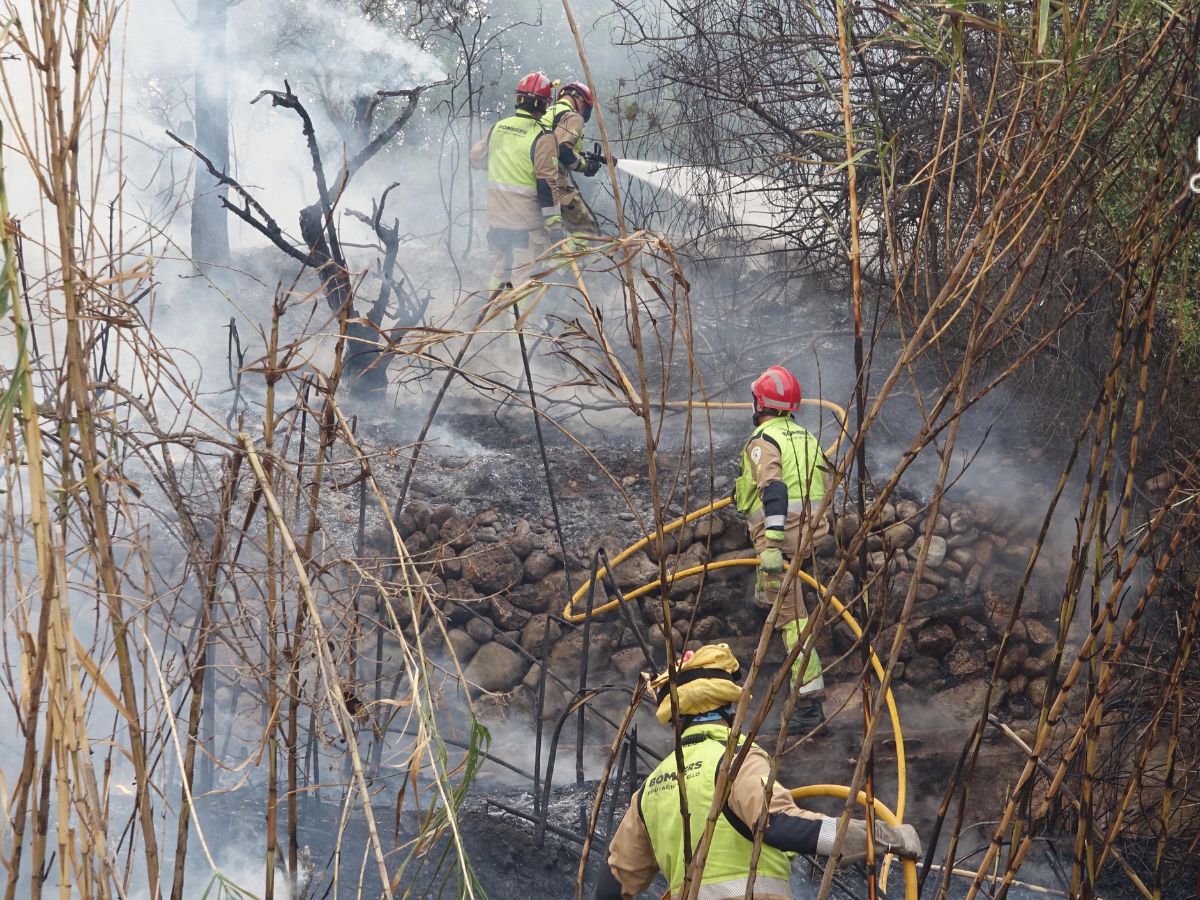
[368,502,575,695]
[370,492,1065,721]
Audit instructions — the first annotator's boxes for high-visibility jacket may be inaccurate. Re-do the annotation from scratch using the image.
[734,414,827,554]
[469,110,560,231]
[540,97,586,165]
[638,724,793,898]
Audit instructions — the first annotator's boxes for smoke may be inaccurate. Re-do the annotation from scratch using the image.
[119,0,446,249]
[263,0,446,99]
[618,158,834,248]
[124,841,302,900]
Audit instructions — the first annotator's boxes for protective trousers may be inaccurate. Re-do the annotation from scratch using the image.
[488,227,548,289]
[763,565,824,695]
[559,182,597,236]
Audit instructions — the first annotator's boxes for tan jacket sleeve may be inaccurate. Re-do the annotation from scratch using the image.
[607,789,662,897]
[553,108,585,152]
[469,139,487,169]
[469,125,493,170]
[532,131,563,214]
[727,744,826,830]
[746,435,785,497]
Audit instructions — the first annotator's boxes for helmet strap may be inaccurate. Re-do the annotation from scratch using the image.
[683,704,736,726]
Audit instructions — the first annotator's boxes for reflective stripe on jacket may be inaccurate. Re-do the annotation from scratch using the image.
[638,724,793,897]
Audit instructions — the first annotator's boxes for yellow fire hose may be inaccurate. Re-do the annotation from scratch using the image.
[561,397,915,897]
[790,786,918,899]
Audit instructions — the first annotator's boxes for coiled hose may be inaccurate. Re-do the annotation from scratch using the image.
[561,398,915,897]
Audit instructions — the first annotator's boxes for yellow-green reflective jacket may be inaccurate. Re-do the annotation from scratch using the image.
[734,414,825,528]
[486,110,559,225]
[638,724,793,897]
[540,98,585,155]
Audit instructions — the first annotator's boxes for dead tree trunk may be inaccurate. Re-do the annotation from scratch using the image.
[297,201,387,388]
[169,80,433,396]
[298,202,353,311]
[190,0,231,269]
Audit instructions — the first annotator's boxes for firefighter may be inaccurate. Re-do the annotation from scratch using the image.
[540,80,601,237]
[735,365,831,734]
[596,645,921,899]
[469,71,563,288]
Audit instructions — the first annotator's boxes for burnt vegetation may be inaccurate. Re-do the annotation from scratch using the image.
[1,0,1199,899]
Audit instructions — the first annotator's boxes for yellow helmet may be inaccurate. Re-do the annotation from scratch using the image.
[650,643,743,724]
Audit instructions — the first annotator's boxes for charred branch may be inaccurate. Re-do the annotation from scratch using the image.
[252,81,346,270]
[167,129,322,269]
[345,183,429,329]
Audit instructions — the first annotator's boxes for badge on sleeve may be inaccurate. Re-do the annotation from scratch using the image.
[751,447,762,464]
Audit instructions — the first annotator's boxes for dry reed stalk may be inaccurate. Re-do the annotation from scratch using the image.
[826,4,879,896]
[8,3,162,892]
[240,433,396,899]
[560,4,709,883]
[289,293,354,878]
[322,395,484,893]
[574,678,647,900]
[1,117,58,900]
[169,452,243,900]
[960,486,1199,899]
[263,299,282,900]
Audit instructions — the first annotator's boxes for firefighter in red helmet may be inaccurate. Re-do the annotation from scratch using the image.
[469,72,563,288]
[540,80,601,238]
[733,365,832,736]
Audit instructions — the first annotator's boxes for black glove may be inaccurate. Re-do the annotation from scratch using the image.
[582,156,602,177]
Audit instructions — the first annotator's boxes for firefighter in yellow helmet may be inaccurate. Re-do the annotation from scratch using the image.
[736,364,831,735]
[469,71,563,288]
[595,645,921,899]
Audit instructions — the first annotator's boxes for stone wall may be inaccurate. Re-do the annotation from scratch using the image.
[372,491,1068,723]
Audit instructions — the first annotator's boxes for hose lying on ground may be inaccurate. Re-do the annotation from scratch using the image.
[564,558,908,865]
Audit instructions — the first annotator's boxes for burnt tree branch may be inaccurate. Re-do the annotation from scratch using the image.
[173,76,437,390]
[167,129,322,268]
[252,82,345,269]
[345,182,427,328]
[339,87,431,191]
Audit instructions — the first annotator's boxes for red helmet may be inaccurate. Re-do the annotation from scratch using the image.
[560,81,594,121]
[751,365,802,412]
[564,81,597,105]
[515,71,553,102]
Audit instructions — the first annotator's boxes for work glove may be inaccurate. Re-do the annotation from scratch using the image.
[756,545,785,604]
[839,820,923,865]
[759,546,784,574]
[582,156,602,177]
